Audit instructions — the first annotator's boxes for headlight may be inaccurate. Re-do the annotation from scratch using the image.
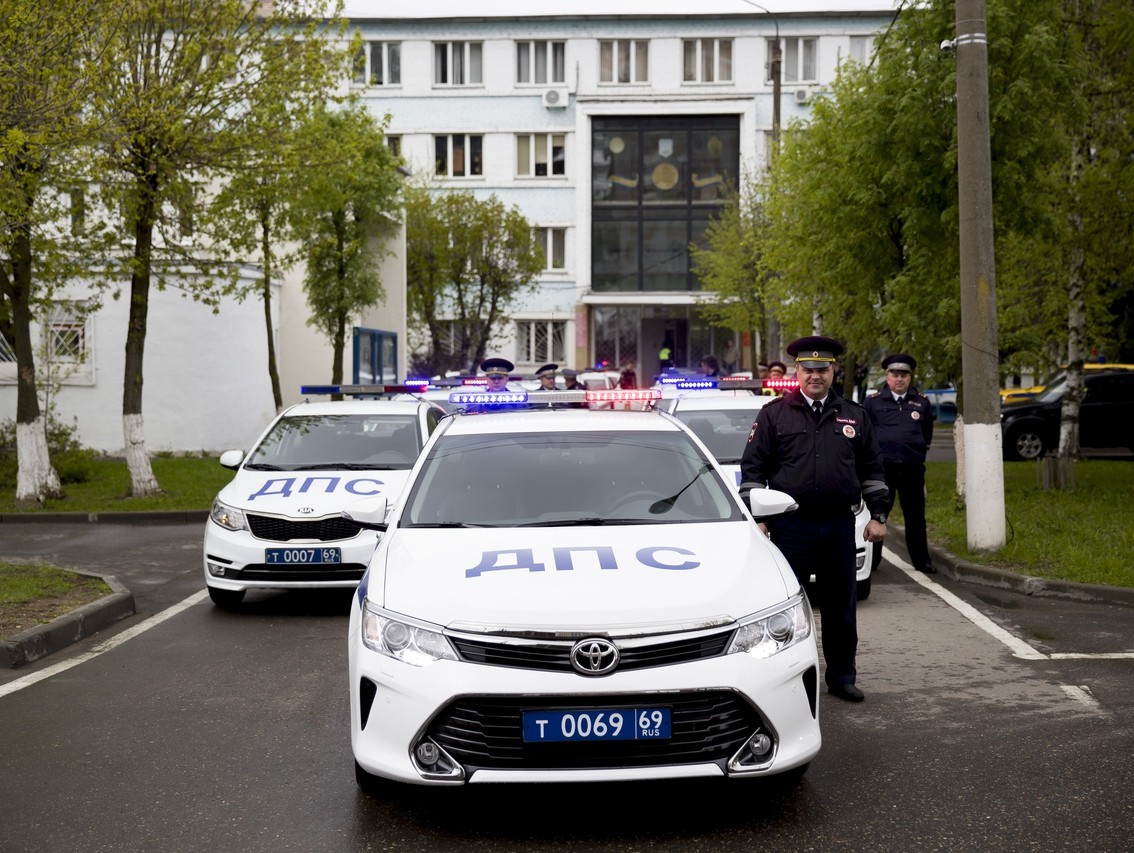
[728,593,813,659]
[210,499,247,532]
[361,600,458,666]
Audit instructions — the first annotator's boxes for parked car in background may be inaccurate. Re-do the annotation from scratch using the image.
[1000,363,1134,406]
[1000,370,1134,461]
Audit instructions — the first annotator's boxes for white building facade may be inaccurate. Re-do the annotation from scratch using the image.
[347,1,897,381]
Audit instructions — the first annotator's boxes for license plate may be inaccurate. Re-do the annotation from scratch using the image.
[522,707,671,743]
[264,547,341,565]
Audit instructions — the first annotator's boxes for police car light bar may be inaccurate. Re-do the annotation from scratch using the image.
[675,379,718,390]
[402,378,431,388]
[586,389,662,402]
[718,376,763,390]
[448,391,529,405]
[300,384,414,396]
[461,377,488,386]
[763,378,800,392]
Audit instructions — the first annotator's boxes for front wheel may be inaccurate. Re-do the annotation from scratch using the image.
[856,577,872,601]
[1004,425,1045,461]
[207,585,246,609]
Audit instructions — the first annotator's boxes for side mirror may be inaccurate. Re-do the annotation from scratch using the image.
[219,450,244,470]
[343,496,389,531]
[748,488,798,521]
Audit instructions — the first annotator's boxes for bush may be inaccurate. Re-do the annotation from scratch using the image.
[0,415,98,487]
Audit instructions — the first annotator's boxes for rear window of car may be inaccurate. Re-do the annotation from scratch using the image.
[400,429,743,527]
[673,408,760,464]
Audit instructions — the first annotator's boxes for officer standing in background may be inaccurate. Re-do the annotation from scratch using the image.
[533,363,558,391]
[739,336,889,703]
[480,357,514,392]
[864,353,936,574]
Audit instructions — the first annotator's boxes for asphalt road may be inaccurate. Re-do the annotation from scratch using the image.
[1,523,1131,852]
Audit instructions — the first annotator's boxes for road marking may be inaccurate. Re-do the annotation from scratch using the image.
[1060,684,1100,709]
[1050,652,1134,660]
[0,589,208,700]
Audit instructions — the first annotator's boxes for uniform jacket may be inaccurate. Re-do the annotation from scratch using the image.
[739,388,889,516]
[862,386,935,464]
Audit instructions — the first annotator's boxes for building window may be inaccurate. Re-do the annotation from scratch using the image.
[69,188,86,236]
[847,35,874,65]
[536,227,566,270]
[516,40,566,84]
[599,40,649,84]
[516,133,565,177]
[354,41,400,86]
[517,320,567,364]
[682,39,732,83]
[386,135,401,158]
[434,41,483,86]
[434,134,483,178]
[767,37,817,83]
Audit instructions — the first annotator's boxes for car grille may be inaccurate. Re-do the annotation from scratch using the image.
[226,564,368,583]
[426,691,763,770]
[448,629,733,673]
[247,513,364,543]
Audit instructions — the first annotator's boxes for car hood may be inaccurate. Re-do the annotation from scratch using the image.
[217,467,413,516]
[363,522,797,630]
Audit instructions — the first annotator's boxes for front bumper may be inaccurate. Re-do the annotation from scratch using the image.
[348,609,821,785]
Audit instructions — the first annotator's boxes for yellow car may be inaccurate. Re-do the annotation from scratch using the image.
[1000,363,1134,406]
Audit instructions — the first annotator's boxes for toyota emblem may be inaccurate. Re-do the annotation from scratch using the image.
[570,638,620,676]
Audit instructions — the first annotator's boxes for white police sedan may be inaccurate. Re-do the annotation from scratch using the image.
[346,388,820,789]
[670,389,875,600]
[203,389,446,608]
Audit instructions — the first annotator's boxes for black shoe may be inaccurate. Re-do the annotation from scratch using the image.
[917,564,938,574]
[827,683,865,702]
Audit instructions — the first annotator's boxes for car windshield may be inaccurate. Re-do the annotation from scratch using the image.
[672,408,760,464]
[1035,377,1067,404]
[401,430,743,527]
[245,414,421,470]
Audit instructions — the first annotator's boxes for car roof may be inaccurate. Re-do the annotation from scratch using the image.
[670,393,771,412]
[281,399,433,417]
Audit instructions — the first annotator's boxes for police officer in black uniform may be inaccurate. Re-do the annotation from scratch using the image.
[533,363,558,391]
[864,353,936,574]
[480,357,514,392]
[739,336,889,703]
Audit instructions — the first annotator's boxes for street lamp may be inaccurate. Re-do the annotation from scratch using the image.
[739,0,782,157]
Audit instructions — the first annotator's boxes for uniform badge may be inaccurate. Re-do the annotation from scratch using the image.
[842,425,856,438]
[911,412,920,420]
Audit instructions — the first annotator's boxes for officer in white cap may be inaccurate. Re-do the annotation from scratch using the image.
[739,335,889,703]
[864,353,936,574]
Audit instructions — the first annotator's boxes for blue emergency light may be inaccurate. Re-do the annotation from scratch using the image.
[448,391,529,405]
[675,379,718,390]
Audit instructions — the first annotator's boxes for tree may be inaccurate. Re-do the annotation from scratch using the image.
[84,0,349,496]
[405,189,542,373]
[0,0,112,505]
[288,103,402,388]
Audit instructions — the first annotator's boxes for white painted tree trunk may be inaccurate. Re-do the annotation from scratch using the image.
[15,419,62,505]
[123,412,160,497]
[963,420,1006,550]
[953,413,965,499]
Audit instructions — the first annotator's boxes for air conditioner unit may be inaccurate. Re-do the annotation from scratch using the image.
[794,88,811,105]
[542,88,569,109]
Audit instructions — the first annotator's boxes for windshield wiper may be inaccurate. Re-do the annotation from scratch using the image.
[406,522,495,528]
[515,517,664,527]
[243,463,287,470]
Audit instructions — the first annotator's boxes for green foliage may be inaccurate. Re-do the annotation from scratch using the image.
[921,460,1134,588]
[0,415,97,488]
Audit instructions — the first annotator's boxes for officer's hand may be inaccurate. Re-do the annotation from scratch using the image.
[864,519,886,543]
[758,522,771,539]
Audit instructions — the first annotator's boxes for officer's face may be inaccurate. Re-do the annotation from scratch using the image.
[886,370,911,395]
[798,365,834,400]
[539,374,557,389]
[485,373,509,391]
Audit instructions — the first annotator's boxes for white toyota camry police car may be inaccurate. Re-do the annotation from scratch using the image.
[346,388,820,790]
[203,388,446,608]
[670,387,876,600]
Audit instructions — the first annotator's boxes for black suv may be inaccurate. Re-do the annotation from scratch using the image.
[1001,370,1134,460]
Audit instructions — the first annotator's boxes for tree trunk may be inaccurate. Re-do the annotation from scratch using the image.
[122,179,160,497]
[260,205,282,411]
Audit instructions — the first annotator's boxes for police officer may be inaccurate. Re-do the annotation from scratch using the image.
[480,357,514,392]
[739,336,889,703]
[864,353,936,574]
[561,368,582,391]
[534,363,558,391]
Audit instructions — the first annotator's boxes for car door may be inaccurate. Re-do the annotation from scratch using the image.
[1079,374,1133,449]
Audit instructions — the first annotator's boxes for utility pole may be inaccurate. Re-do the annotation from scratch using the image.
[954,0,1006,549]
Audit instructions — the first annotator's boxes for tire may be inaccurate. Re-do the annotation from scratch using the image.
[1005,425,1045,461]
[207,585,246,609]
[776,762,811,786]
[856,577,871,601]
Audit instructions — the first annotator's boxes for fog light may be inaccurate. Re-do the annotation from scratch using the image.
[749,733,772,757]
[415,741,440,766]
[207,562,226,577]
[856,552,866,569]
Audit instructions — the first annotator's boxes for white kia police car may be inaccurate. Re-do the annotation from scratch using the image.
[346,388,821,789]
[670,385,876,600]
[203,388,446,608]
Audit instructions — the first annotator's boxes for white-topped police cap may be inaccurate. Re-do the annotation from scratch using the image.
[535,363,558,378]
[787,335,844,368]
[480,357,514,376]
[881,353,916,373]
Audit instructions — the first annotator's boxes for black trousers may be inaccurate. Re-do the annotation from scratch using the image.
[768,511,858,687]
[873,461,931,571]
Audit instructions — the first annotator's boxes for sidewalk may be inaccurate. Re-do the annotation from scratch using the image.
[3,511,1132,668]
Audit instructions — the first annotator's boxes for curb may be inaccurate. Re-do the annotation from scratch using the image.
[2,571,136,669]
[0,510,209,525]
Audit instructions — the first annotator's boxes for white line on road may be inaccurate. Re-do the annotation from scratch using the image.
[1060,684,1100,709]
[0,589,208,700]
